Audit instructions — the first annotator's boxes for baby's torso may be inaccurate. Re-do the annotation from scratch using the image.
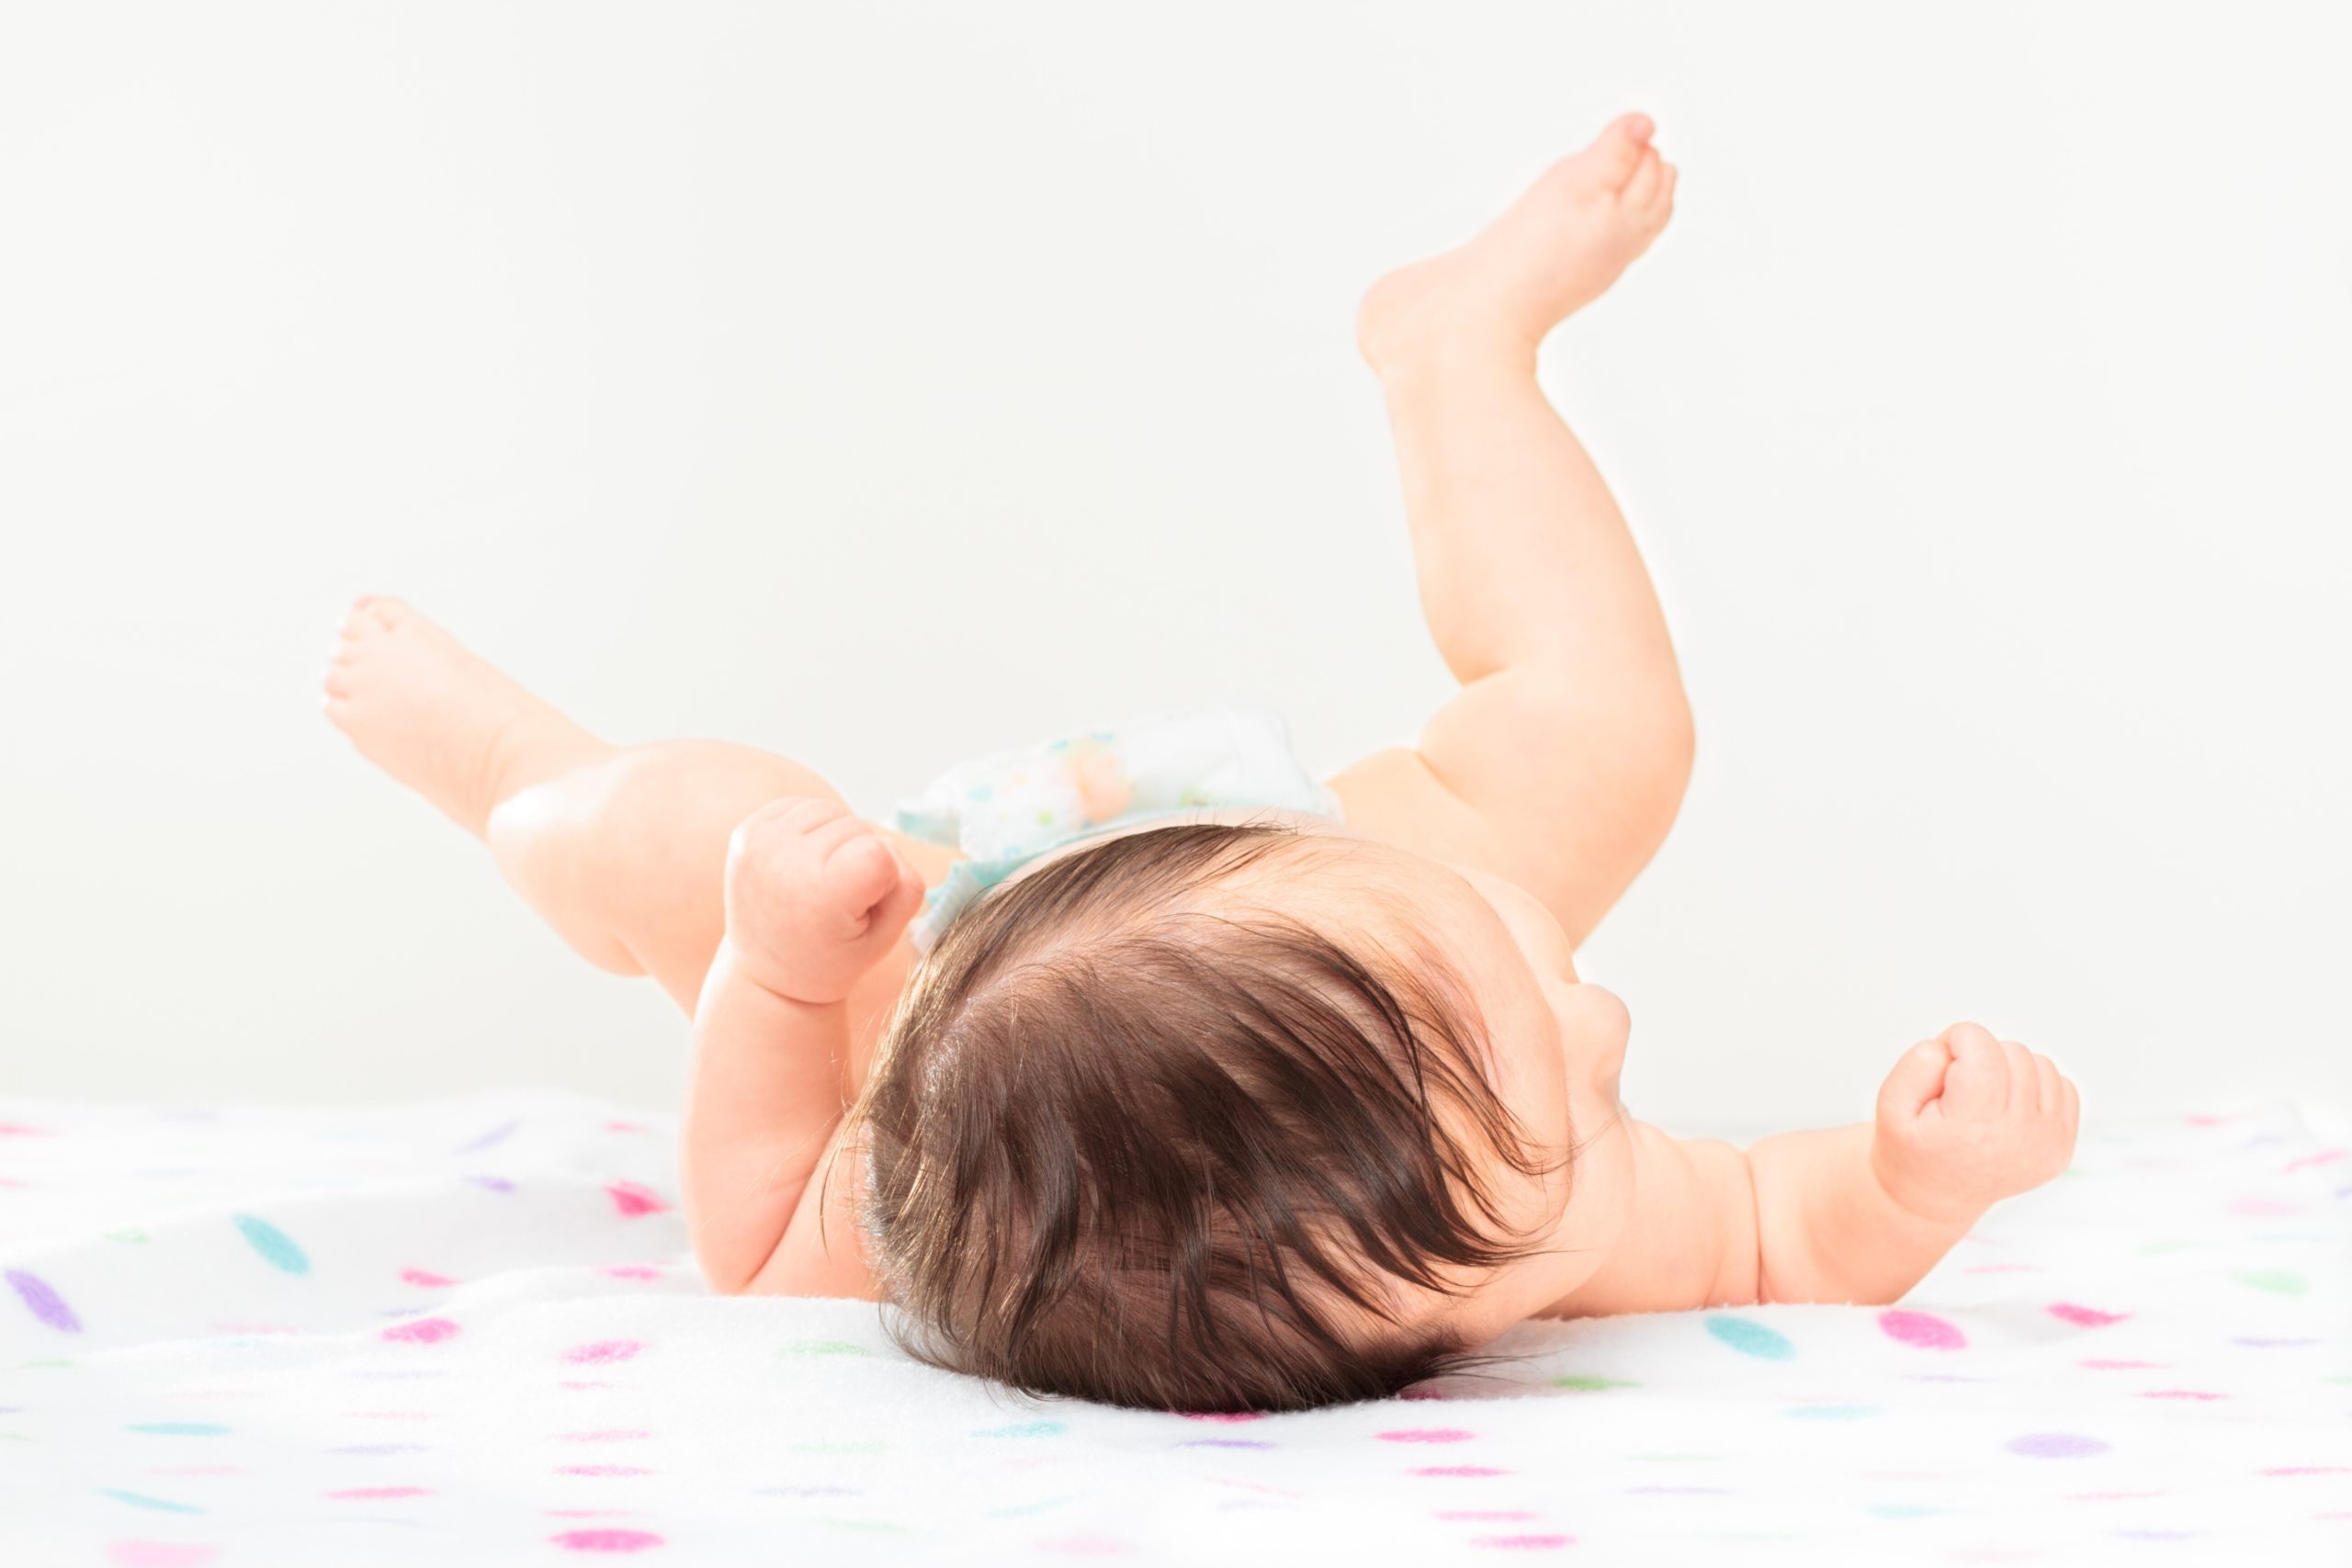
[846,709,1351,1066]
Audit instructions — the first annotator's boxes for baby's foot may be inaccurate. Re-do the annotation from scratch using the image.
[1358,113,1676,371]
[322,597,601,837]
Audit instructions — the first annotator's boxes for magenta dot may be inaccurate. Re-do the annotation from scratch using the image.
[398,1268,459,1289]
[1377,1428,1476,1443]
[602,1266,662,1281]
[605,1182,668,1218]
[557,1464,653,1477]
[1412,1465,1508,1477]
[379,1317,459,1345]
[1877,1309,1965,1350]
[561,1339,644,1365]
[549,1529,663,1553]
[2047,1302,2130,1327]
[1471,1537,1573,1551]
[2007,1432,2109,1458]
[323,1486,433,1500]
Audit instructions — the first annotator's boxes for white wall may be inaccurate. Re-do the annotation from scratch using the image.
[4,2,2346,1126]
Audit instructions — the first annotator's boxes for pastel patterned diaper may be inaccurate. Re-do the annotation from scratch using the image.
[893,706,1341,954]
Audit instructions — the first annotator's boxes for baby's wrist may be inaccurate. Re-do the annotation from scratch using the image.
[719,935,840,1008]
[1868,1137,1991,1230]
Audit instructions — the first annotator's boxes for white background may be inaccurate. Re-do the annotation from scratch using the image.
[4,2,2346,1126]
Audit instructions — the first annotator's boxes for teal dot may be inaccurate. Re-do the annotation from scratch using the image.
[232,1213,311,1276]
[1704,1315,1794,1360]
[973,1420,1066,1438]
[127,1422,230,1437]
[100,1488,204,1514]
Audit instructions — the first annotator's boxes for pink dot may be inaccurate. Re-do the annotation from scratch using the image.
[605,1182,669,1218]
[107,1546,218,1568]
[557,1465,653,1477]
[2048,1303,2130,1327]
[2284,1149,2346,1172]
[549,1529,663,1553]
[602,1266,662,1281]
[1412,1465,1508,1477]
[1377,1428,1476,1443]
[399,1268,459,1288]
[1877,1310,1965,1350]
[1436,1511,1539,1521]
[562,1339,645,1365]
[324,1486,434,1500]
[379,1317,459,1345]
[2007,1432,2109,1458]
[1472,1537,1574,1551]
[2140,1390,2226,1401]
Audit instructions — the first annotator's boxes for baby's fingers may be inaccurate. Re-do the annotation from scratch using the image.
[2033,1052,2064,1121]
[821,832,901,923]
[1939,1023,2007,1118]
[1878,1038,1953,1124]
[2000,1040,2041,1113]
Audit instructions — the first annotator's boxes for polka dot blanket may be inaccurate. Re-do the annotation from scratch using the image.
[2,1094,2346,1564]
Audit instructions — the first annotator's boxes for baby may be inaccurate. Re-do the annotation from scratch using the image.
[325,114,2077,1414]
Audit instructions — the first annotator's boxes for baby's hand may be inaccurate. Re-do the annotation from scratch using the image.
[721,798,925,1005]
[1871,1022,2080,1224]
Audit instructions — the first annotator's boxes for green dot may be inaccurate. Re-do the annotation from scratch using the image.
[1550,1374,1639,1392]
[819,1517,909,1535]
[2235,1269,2310,1295]
[103,1228,149,1244]
[2134,1240,2193,1256]
[1035,809,1054,824]
[777,1339,873,1357]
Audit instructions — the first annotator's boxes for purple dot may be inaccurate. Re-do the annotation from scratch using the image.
[6,1269,81,1334]
[2007,1432,2109,1458]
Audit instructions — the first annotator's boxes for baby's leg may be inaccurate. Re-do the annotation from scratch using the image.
[322,599,949,1056]
[1332,115,1692,949]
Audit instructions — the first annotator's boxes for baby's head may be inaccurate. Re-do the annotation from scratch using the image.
[844,821,1634,1412]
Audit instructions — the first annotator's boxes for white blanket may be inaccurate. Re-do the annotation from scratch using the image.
[2,1094,2346,1565]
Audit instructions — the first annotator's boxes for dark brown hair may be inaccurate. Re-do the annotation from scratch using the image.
[839,822,1569,1413]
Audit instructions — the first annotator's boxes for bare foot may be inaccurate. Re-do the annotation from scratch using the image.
[1358,113,1677,372]
[322,597,605,837]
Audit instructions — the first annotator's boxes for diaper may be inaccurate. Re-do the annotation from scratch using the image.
[893,706,1341,955]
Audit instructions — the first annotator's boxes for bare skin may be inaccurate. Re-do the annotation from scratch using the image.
[325,114,2077,1346]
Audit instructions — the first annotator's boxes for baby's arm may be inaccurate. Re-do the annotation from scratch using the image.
[1568,1024,2077,1314]
[1747,1023,2078,1303]
[681,799,922,1298]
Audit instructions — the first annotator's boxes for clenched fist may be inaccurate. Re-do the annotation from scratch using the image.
[1871,1022,2080,1225]
[721,798,925,1006]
